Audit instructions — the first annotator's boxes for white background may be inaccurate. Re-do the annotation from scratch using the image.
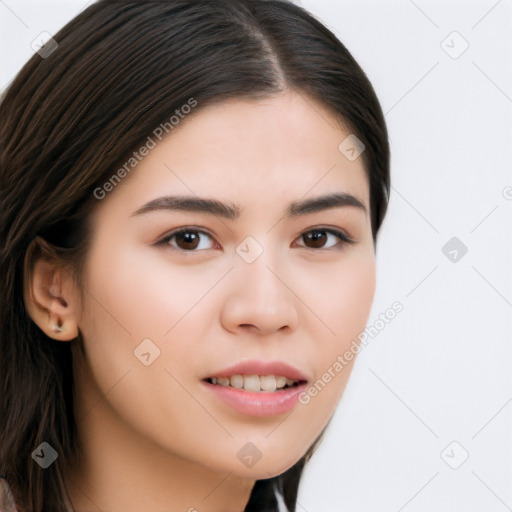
[1,1,511,511]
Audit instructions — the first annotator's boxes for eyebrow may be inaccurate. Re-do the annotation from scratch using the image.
[131,192,368,219]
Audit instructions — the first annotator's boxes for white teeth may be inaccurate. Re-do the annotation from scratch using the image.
[230,374,244,388]
[209,374,299,392]
[217,377,230,387]
[276,376,287,388]
[243,375,260,392]
[259,375,277,392]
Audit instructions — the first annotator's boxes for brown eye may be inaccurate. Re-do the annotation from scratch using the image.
[175,231,200,250]
[297,228,353,250]
[303,230,327,248]
[158,228,216,252]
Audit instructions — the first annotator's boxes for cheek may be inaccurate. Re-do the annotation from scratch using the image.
[82,242,220,342]
[295,247,376,346]
[290,248,376,420]
[328,251,376,338]
[75,241,224,418]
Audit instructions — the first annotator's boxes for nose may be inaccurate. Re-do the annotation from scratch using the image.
[220,246,299,337]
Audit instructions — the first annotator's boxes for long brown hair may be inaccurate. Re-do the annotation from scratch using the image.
[0,1,390,510]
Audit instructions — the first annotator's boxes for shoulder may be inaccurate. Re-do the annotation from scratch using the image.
[273,482,291,512]
[0,477,18,512]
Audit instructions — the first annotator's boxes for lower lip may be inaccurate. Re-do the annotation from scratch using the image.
[203,381,307,417]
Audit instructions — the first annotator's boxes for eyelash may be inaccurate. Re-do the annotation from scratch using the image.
[155,226,355,256]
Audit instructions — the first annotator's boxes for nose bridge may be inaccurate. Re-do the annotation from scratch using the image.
[220,234,299,335]
[242,244,280,299]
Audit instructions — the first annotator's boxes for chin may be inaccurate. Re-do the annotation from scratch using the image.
[229,453,304,480]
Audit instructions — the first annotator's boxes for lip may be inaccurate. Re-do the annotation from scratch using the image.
[203,380,308,417]
[202,359,309,417]
[203,359,309,382]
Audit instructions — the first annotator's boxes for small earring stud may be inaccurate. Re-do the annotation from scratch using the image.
[51,321,64,333]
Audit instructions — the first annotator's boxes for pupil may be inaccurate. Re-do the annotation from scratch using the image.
[305,230,326,248]
[177,231,199,250]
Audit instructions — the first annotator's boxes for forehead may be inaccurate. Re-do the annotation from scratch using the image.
[93,91,369,219]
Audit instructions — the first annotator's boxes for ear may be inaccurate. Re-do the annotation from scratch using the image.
[23,237,80,341]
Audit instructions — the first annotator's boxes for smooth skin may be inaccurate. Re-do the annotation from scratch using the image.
[25,90,376,512]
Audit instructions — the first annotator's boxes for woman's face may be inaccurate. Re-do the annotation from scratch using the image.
[74,90,375,478]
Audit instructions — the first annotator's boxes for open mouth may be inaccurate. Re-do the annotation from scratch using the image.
[203,375,307,393]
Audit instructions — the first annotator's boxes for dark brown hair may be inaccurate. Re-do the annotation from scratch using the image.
[0,1,390,510]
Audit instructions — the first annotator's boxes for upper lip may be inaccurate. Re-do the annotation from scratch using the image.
[204,360,309,382]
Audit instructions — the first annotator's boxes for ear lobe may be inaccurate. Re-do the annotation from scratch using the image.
[23,238,80,342]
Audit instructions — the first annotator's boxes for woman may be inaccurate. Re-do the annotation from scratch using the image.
[0,0,390,510]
